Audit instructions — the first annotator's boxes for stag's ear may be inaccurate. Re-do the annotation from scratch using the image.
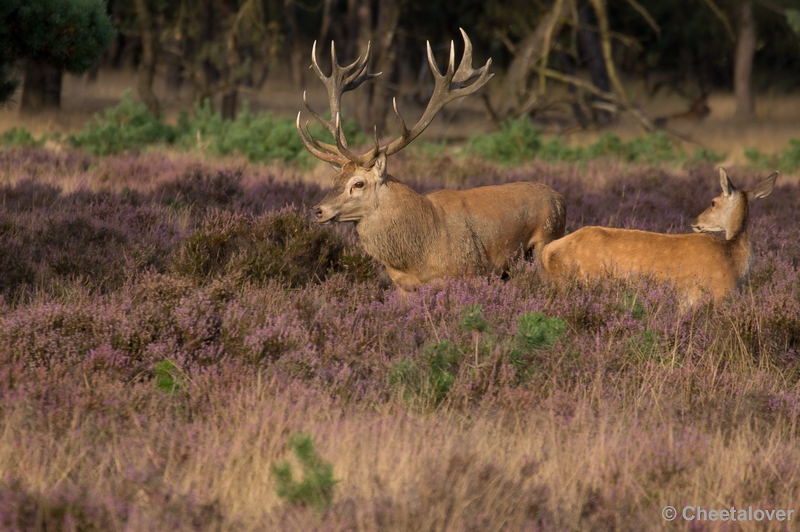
[749,171,778,200]
[329,162,343,173]
[718,167,734,197]
[372,152,388,183]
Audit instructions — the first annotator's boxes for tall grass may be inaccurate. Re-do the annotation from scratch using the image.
[0,148,798,529]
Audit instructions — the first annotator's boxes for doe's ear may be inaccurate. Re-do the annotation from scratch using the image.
[718,167,734,197]
[749,171,778,200]
[372,151,388,182]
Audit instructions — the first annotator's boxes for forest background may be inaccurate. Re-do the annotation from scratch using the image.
[2,0,800,164]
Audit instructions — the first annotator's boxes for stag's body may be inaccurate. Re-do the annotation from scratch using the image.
[333,169,565,290]
[542,169,777,304]
[299,30,566,290]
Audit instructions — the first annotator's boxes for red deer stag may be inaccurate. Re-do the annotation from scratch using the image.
[297,30,566,291]
[542,168,778,305]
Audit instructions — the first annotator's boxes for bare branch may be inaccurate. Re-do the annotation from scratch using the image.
[697,0,737,42]
[536,66,655,131]
[624,0,660,37]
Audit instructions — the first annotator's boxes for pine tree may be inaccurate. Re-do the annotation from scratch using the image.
[0,0,115,109]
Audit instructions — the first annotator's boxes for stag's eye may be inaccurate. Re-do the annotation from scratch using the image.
[353,181,364,189]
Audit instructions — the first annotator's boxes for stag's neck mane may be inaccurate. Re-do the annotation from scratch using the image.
[355,177,439,271]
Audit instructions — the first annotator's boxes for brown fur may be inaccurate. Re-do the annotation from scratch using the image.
[315,153,566,291]
[541,169,777,305]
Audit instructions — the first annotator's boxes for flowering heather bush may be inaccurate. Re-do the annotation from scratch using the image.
[0,147,799,529]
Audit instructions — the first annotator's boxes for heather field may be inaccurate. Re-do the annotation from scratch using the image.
[1,146,800,531]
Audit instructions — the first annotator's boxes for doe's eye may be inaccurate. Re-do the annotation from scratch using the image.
[711,200,716,207]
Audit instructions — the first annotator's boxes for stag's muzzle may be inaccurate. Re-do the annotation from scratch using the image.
[313,203,336,224]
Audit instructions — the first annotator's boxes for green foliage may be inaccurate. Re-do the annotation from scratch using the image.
[425,340,463,403]
[154,360,181,394]
[468,117,550,165]
[68,95,365,164]
[468,118,725,165]
[745,139,800,174]
[0,0,115,105]
[1,127,40,147]
[389,340,464,406]
[509,312,567,378]
[516,312,568,351]
[786,9,800,37]
[70,92,176,156]
[460,304,489,333]
[271,432,338,511]
[176,100,301,164]
[391,308,570,405]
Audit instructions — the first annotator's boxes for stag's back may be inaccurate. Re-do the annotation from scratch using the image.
[426,181,566,271]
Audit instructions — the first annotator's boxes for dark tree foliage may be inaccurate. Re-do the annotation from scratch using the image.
[0,0,115,106]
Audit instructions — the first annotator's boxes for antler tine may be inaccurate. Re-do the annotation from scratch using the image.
[452,27,488,86]
[392,98,410,138]
[300,39,383,165]
[296,112,349,166]
[331,113,379,166]
[303,91,337,138]
[304,121,342,157]
[383,29,494,157]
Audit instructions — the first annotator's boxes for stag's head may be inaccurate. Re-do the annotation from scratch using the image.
[296,29,493,225]
[691,168,777,239]
[314,154,387,224]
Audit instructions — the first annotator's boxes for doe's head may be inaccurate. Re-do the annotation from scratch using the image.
[691,168,777,239]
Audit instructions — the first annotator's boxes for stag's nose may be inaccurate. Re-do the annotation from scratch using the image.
[313,204,328,222]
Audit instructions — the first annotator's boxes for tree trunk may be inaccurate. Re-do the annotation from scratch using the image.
[352,0,404,136]
[164,39,184,95]
[493,0,571,118]
[222,32,239,120]
[284,2,304,89]
[578,2,612,125]
[133,0,160,117]
[20,59,62,113]
[558,50,589,127]
[734,0,756,118]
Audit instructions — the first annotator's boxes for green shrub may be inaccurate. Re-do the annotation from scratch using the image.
[744,139,800,173]
[389,340,463,407]
[425,340,463,403]
[509,312,568,379]
[70,91,176,155]
[154,360,182,394]
[469,118,725,165]
[175,99,366,165]
[1,127,41,147]
[516,312,568,351]
[460,304,489,333]
[271,432,338,510]
[468,117,545,165]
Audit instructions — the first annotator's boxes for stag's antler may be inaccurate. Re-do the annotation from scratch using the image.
[297,41,381,166]
[383,28,493,156]
[297,29,493,166]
